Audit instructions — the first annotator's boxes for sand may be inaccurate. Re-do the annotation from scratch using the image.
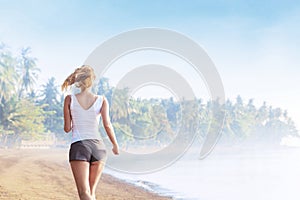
[0,148,171,200]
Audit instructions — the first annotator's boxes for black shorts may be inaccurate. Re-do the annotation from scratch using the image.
[69,139,107,163]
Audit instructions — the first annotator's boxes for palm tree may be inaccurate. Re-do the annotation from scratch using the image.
[222,99,236,139]
[40,77,59,105]
[0,45,18,101]
[96,77,113,104]
[110,88,130,122]
[180,99,200,140]
[18,47,40,97]
[0,45,18,143]
[163,97,181,130]
[39,77,64,137]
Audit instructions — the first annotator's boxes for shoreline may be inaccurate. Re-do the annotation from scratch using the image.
[101,173,173,200]
[0,148,172,200]
[103,170,178,200]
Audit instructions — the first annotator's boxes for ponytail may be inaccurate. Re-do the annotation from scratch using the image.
[61,65,96,91]
[61,68,80,91]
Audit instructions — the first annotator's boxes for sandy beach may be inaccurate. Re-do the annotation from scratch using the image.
[0,148,171,200]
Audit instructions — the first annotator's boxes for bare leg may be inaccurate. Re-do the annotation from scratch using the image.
[89,161,105,199]
[70,161,93,200]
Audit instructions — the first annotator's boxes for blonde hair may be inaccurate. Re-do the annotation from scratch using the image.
[61,65,96,91]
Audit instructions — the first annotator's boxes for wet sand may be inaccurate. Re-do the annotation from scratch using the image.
[0,149,171,200]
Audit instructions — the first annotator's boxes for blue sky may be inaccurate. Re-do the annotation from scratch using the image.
[1,0,300,128]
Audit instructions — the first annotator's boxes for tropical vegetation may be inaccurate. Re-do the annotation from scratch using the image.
[0,43,298,148]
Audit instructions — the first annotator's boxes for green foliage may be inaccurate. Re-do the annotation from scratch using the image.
[98,78,299,147]
[10,99,45,140]
[0,44,18,101]
[0,42,298,148]
[37,77,65,140]
[0,44,46,146]
[18,47,40,98]
[222,97,299,145]
[112,122,134,149]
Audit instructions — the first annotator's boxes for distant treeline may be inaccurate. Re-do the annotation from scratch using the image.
[99,78,299,147]
[0,44,298,148]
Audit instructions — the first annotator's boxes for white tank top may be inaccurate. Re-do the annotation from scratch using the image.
[70,94,104,143]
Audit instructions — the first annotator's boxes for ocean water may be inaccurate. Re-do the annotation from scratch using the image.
[105,144,300,200]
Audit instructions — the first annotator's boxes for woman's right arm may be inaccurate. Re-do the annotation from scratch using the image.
[100,96,119,155]
[63,95,72,133]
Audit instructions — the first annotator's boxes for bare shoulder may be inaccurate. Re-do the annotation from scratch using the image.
[100,95,109,112]
[64,95,71,103]
[101,95,108,105]
[101,95,107,101]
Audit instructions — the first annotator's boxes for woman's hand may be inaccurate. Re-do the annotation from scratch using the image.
[112,144,119,155]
